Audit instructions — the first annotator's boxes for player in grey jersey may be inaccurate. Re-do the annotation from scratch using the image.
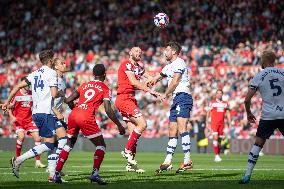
[240,50,284,184]
[47,57,68,182]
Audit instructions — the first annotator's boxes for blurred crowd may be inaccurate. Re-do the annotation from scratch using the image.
[1,0,284,139]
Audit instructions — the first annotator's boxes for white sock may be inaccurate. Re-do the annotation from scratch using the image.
[245,144,262,176]
[47,153,57,177]
[164,137,178,164]
[56,137,67,156]
[181,132,191,164]
[16,143,53,165]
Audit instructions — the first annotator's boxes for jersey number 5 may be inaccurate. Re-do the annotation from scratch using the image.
[269,78,282,96]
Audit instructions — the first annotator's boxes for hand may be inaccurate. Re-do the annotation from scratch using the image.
[56,113,64,121]
[118,126,126,135]
[247,112,256,123]
[146,79,156,87]
[149,90,160,98]
[1,103,9,112]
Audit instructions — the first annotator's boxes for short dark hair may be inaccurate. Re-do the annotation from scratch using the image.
[93,64,106,76]
[217,89,223,94]
[261,50,276,64]
[39,49,54,65]
[166,41,182,54]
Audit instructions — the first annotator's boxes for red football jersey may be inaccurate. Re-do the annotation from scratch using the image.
[74,80,110,114]
[209,99,229,125]
[11,90,33,125]
[117,59,145,95]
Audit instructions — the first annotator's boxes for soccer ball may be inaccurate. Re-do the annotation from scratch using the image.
[154,13,169,28]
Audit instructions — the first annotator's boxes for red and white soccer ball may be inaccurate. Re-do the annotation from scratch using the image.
[154,13,169,28]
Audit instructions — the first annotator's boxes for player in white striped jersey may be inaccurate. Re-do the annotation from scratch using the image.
[47,57,68,182]
[2,50,61,178]
[148,42,193,174]
[240,50,284,184]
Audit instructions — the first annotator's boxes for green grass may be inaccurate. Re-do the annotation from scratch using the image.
[0,152,283,189]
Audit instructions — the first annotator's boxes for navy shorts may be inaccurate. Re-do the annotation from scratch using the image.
[32,114,56,138]
[169,93,193,122]
[256,119,284,139]
[53,116,67,130]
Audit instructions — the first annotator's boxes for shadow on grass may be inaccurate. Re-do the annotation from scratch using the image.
[2,180,284,189]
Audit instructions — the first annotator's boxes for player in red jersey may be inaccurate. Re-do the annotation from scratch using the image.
[206,89,231,162]
[8,77,46,168]
[53,64,125,185]
[115,47,161,172]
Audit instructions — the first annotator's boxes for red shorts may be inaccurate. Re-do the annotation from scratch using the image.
[14,121,38,134]
[67,110,102,139]
[115,94,142,121]
[211,124,224,136]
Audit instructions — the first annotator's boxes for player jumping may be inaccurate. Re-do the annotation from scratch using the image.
[206,89,231,162]
[2,50,61,178]
[148,42,193,174]
[8,77,46,168]
[240,50,284,184]
[53,64,125,185]
[115,47,161,173]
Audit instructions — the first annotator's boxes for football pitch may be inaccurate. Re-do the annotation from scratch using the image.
[0,152,283,189]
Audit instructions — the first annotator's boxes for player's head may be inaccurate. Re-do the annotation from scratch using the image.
[260,50,276,69]
[165,41,181,61]
[216,89,223,100]
[20,77,30,91]
[53,57,67,74]
[129,47,142,62]
[39,49,54,66]
[93,64,106,81]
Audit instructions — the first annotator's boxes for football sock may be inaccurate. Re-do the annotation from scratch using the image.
[35,141,41,161]
[47,152,57,177]
[213,140,219,155]
[245,143,262,176]
[125,128,141,153]
[16,142,54,165]
[164,137,178,164]
[55,145,72,172]
[56,136,68,156]
[181,132,191,164]
[93,146,106,173]
[16,140,22,157]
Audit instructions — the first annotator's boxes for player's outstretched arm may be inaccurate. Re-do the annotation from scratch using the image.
[103,100,125,135]
[64,90,80,110]
[146,74,164,87]
[164,73,181,97]
[125,71,161,97]
[2,80,28,111]
[244,88,257,123]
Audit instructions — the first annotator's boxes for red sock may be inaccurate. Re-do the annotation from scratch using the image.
[56,146,71,172]
[16,140,22,157]
[217,145,221,154]
[213,140,219,155]
[125,129,141,152]
[35,142,41,160]
[93,147,105,170]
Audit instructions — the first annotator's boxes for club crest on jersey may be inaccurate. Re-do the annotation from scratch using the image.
[126,63,132,71]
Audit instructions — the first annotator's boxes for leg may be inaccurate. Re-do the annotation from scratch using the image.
[124,116,146,155]
[89,135,107,185]
[11,137,54,178]
[15,131,25,157]
[176,117,193,173]
[240,119,274,184]
[178,117,191,165]
[212,133,222,162]
[126,121,137,155]
[163,122,178,164]
[30,131,46,168]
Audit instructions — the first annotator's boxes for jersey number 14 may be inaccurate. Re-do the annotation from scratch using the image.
[34,76,44,92]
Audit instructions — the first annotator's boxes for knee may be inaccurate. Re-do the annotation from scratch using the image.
[17,134,25,141]
[255,137,265,147]
[138,120,147,131]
